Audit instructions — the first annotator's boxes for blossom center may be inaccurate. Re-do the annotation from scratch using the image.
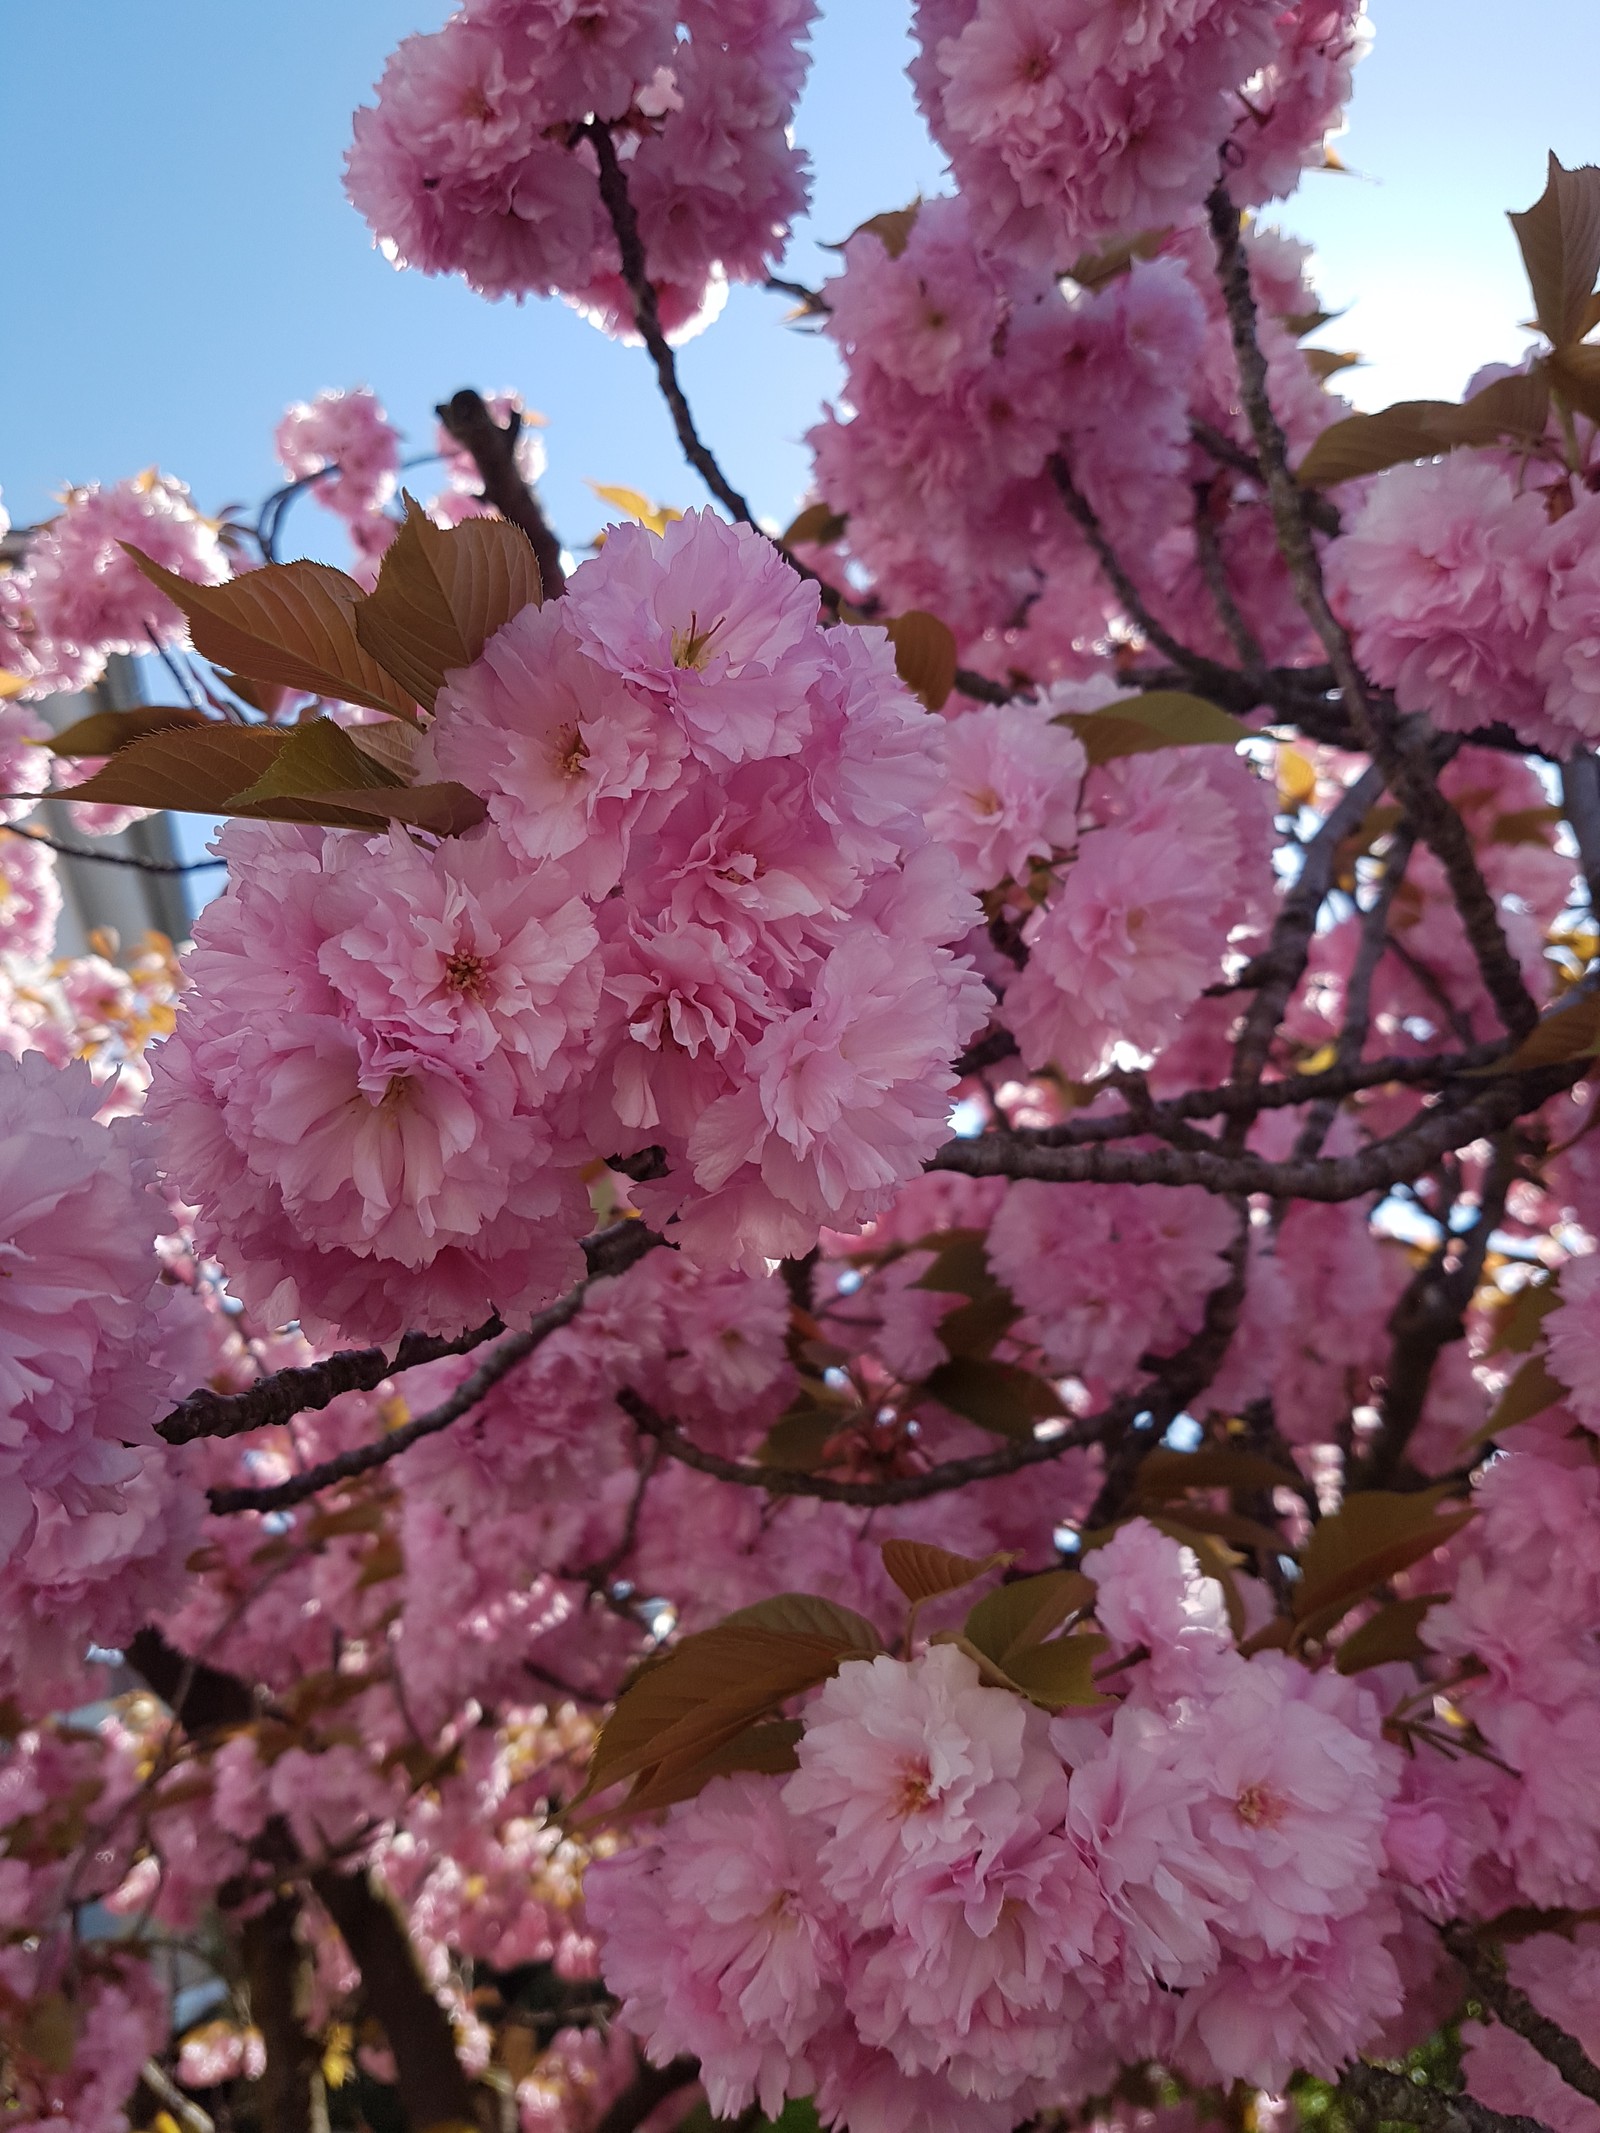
[554,724,589,779]
[1234,1781,1285,1829]
[670,612,724,670]
[444,950,490,998]
[893,1758,933,1819]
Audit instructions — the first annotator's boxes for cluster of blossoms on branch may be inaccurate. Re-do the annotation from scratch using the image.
[14,3,1600,2133]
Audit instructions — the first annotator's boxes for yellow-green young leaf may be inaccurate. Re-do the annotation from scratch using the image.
[48,705,209,756]
[588,481,681,536]
[121,548,418,721]
[225,717,406,806]
[1471,1351,1567,1447]
[885,610,957,710]
[616,1718,804,1818]
[19,1993,81,2074]
[1002,1634,1111,1709]
[922,1356,1061,1440]
[1510,154,1600,350]
[831,200,921,257]
[1134,1446,1300,1499]
[1065,229,1165,291]
[354,501,542,711]
[880,1539,1011,1607]
[782,501,848,547]
[937,1288,1023,1362]
[756,1407,845,1470]
[1292,1489,1474,1634]
[963,1568,1095,1668]
[1334,1595,1446,1674]
[909,1229,992,1299]
[1487,1275,1560,1357]
[1479,991,1600,1074]
[1057,691,1250,764]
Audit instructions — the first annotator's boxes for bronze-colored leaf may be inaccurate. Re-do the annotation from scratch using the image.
[1296,369,1551,488]
[1292,1488,1473,1639]
[1304,347,1361,381]
[354,501,541,712]
[881,1540,1011,1607]
[618,1719,804,1818]
[1470,1352,1567,1447]
[121,548,418,721]
[222,717,486,837]
[1510,154,1600,350]
[1549,343,1600,425]
[782,501,849,547]
[909,1229,992,1300]
[1334,1595,1445,1673]
[1065,230,1165,291]
[308,783,488,835]
[922,1356,1061,1440]
[1478,991,1600,1074]
[756,1405,848,1471]
[1057,691,1250,763]
[884,609,957,710]
[717,1593,882,1652]
[831,201,921,258]
[963,1568,1095,1669]
[65,725,291,816]
[48,705,209,756]
[1134,1446,1301,1499]
[1486,1275,1559,1357]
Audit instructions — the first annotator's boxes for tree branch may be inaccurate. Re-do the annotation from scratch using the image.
[585,121,759,526]
[242,1889,327,2133]
[1442,1921,1600,2107]
[1562,749,1600,915]
[2,822,226,874]
[159,1220,658,1448]
[1339,2061,1549,2133]
[435,389,566,596]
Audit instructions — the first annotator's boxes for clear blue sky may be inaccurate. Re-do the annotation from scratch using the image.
[2,0,1597,564]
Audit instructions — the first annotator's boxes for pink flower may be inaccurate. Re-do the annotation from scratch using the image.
[427,598,680,899]
[23,474,226,678]
[784,1645,1065,1925]
[0,1052,170,1568]
[274,386,401,523]
[566,510,826,767]
[1325,452,1555,747]
[588,1774,841,2121]
[1085,1520,1232,1694]
[1545,1252,1600,1431]
[929,703,1086,892]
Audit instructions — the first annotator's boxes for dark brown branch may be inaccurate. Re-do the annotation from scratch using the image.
[1339,2061,1548,2133]
[1192,482,1267,674]
[1205,184,1539,1044]
[435,389,566,596]
[1442,1921,1600,2107]
[242,1890,326,2133]
[1190,417,1343,537]
[126,1625,258,1731]
[2,822,226,874]
[591,2057,699,2133]
[1361,1129,1518,1488]
[931,1061,1583,1200]
[311,1866,481,2132]
[159,1221,658,1448]
[1562,749,1600,915]
[586,122,759,526]
[1049,449,1254,702]
[210,1288,608,1516]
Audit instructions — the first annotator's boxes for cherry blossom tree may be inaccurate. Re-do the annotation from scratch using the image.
[8,6,1600,2133]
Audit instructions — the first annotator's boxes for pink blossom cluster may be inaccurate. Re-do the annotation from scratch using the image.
[274,385,403,568]
[150,509,986,1341]
[1,474,227,699]
[591,1524,1406,2129]
[1327,453,1600,755]
[345,0,815,338]
[807,197,1335,681]
[908,0,1367,265]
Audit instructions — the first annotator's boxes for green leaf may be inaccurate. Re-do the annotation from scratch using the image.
[1510,154,1600,350]
[1292,1489,1473,1642]
[881,1539,1011,1607]
[48,705,209,756]
[1057,691,1251,764]
[1487,1275,1559,1357]
[353,500,542,712]
[922,1356,1061,1440]
[221,718,489,837]
[225,718,405,806]
[1334,1595,1445,1674]
[1001,1635,1111,1709]
[963,1568,1095,1669]
[757,1407,846,1471]
[909,1229,991,1299]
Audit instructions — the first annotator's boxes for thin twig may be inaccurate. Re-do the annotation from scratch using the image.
[1562,750,1600,915]
[1193,481,1267,674]
[1442,1921,1600,2107]
[2,822,226,874]
[159,1220,660,1447]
